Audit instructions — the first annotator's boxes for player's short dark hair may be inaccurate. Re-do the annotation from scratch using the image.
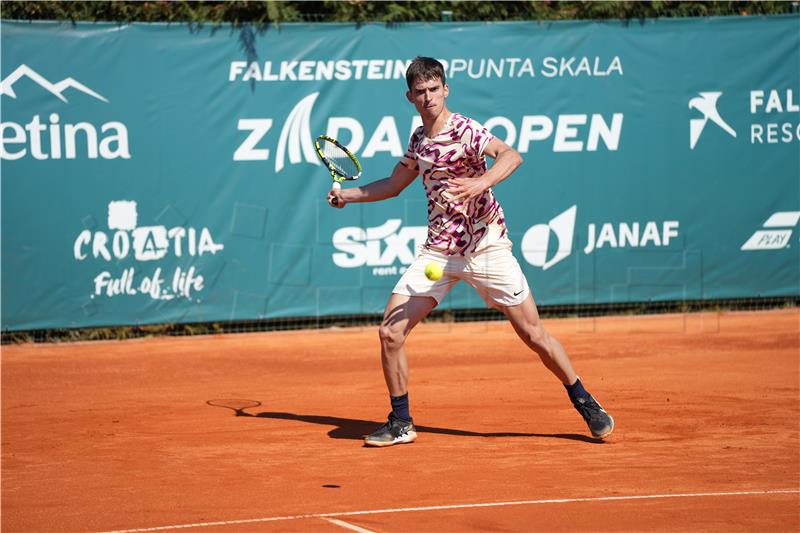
[405,56,446,90]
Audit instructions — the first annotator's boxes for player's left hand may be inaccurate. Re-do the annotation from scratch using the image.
[448,176,491,203]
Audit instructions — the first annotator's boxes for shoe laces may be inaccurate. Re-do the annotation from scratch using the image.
[381,413,405,431]
[573,395,605,423]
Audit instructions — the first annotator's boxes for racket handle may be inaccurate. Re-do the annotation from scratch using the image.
[330,181,341,207]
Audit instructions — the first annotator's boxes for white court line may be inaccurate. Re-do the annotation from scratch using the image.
[322,517,376,533]
[101,488,800,533]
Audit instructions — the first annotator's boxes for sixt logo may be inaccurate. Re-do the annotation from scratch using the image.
[332,219,427,277]
[740,211,800,251]
[688,91,737,150]
[521,205,680,270]
[0,64,130,160]
[234,92,624,172]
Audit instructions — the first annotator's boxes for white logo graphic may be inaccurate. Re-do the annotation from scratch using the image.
[689,92,736,149]
[741,211,800,251]
[74,201,224,300]
[276,92,320,172]
[521,206,680,270]
[234,94,624,172]
[234,92,322,170]
[332,219,427,277]
[521,205,577,270]
[0,64,109,103]
[1,65,130,161]
[749,89,800,145]
[228,56,623,83]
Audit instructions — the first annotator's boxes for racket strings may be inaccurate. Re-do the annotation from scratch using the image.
[321,140,358,178]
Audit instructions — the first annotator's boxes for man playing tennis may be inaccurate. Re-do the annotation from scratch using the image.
[328,56,614,447]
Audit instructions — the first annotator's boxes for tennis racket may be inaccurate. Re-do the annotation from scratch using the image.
[314,135,362,206]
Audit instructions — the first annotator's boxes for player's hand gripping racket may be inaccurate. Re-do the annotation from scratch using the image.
[314,135,362,207]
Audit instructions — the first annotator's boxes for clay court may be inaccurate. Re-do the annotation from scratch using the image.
[2,309,798,532]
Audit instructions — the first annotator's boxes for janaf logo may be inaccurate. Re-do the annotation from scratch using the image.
[521,205,680,270]
[0,64,131,160]
[234,92,624,172]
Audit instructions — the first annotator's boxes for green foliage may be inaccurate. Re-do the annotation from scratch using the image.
[1,1,303,25]
[2,0,795,25]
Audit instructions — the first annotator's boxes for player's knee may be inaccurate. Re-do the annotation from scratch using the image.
[378,324,405,350]
[524,325,551,356]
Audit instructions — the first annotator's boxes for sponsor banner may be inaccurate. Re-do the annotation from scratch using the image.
[2,16,798,330]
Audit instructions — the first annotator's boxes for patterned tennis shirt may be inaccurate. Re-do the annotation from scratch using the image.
[400,113,508,256]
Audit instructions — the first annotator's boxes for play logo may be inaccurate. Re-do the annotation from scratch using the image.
[741,211,800,251]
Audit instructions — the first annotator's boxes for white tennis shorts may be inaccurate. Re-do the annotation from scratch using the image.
[392,236,530,308]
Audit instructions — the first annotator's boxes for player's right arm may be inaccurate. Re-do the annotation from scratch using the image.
[328,162,417,208]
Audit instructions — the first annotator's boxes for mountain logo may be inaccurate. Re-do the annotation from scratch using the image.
[0,64,109,103]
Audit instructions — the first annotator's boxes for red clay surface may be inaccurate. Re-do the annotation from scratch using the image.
[2,309,799,533]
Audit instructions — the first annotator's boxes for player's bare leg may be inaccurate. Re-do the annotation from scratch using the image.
[502,294,614,438]
[378,293,437,396]
[501,294,577,385]
[365,293,436,447]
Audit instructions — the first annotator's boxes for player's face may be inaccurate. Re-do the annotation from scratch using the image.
[406,77,449,118]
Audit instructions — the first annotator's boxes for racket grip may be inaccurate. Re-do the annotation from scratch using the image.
[329,181,341,207]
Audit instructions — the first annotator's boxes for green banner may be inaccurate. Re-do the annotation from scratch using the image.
[2,16,799,330]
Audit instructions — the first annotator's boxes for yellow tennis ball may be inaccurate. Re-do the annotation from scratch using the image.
[424,262,443,281]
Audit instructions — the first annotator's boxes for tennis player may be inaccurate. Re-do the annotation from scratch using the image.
[328,56,614,447]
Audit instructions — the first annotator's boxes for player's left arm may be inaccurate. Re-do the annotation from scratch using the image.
[449,137,523,203]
